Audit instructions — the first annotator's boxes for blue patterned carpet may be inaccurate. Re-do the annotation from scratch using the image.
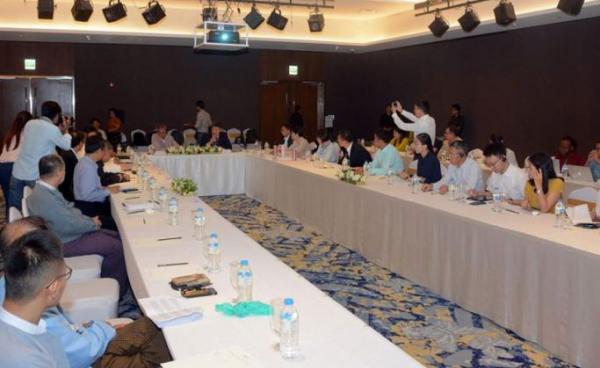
[203,194,577,368]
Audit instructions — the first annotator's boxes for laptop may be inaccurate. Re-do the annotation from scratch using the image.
[567,165,594,182]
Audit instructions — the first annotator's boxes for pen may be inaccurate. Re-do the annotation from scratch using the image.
[157,262,189,267]
[503,208,520,214]
[125,196,140,200]
[143,217,146,224]
[157,236,182,241]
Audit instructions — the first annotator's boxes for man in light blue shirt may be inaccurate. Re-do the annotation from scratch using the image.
[435,140,484,194]
[368,128,405,176]
[313,129,340,163]
[9,101,71,211]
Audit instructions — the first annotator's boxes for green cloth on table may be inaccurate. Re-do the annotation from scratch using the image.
[215,301,272,318]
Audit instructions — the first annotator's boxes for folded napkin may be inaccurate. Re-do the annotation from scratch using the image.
[215,302,272,318]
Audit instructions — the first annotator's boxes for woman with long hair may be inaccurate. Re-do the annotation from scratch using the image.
[399,133,442,186]
[0,111,33,210]
[521,152,564,213]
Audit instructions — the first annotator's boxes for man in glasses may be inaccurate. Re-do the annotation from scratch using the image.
[479,142,528,203]
[0,229,71,367]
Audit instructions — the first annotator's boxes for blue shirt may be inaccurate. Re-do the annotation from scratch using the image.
[436,157,484,192]
[417,152,442,184]
[368,144,405,176]
[590,160,600,182]
[12,117,72,181]
[0,277,116,368]
[314,141,340,163]
[74,156,109,202]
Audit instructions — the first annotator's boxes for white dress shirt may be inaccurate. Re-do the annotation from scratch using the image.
[486,164,528,201]
[291,137,311,157]
[392,111,436,143]
[195,110,212,134]
[436,156,484,191]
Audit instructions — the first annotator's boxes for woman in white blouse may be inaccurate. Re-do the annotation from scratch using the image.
[290,126,311,158]
[0,111,33,210]
[313,129,340,163]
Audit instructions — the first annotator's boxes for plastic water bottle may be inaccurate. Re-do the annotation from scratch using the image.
[158,187,168,211]
[386,168,393,185]
[149,177,158,200]
[561,164,569,178]
[492,187,501,212]
[236,259,253,302]
[168,197,179,226]
[363,162,369,178]
[554,200,566,228]
[341,157,349,168]
[410,175,419,194]
[206,232,221,273]
[264,142,270,151]
[280,298,300,359]
[193,208,206,240]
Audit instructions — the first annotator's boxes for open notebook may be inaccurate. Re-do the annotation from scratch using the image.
[138,296,203,329]
[162,347,263,368]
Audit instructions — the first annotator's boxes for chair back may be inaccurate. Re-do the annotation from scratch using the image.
[567,187,599,214]
[8,207,23,223]
[169,129,184,145]
[227,128,242,143]
[131,129,148,146]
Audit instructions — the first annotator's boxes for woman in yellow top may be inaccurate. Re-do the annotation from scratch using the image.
[521,153,564,213]
[390,127,410,152]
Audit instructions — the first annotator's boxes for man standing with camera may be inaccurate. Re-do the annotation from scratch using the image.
[8,101,71,211]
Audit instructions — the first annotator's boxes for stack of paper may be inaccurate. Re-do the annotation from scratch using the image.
[138,296,203,329]
[123,201,159,213]
[162,347,263,368]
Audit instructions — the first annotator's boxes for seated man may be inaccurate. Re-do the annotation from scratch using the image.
[201,125,232,150]
[313,129,340,163]
[26,154,128,296]
[367,128,404,175]
[555,136,585,168]
[58,131,86,202]
[151,124,179,151]
[431,140,483,194]
[480,143,528,203]
[586,141,600,182]
[74,135,119,230]
[337,130,372,168]
[98,141,130,187]
[0,229,70,368]
[280,123,293,147]
[289,126,311,157]
[0,220,172,368]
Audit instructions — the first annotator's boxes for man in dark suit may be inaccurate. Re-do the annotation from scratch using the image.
[200,125,232,150]
[57,131,86,202]
[98,141,130,187]
[336,129,372,168]
[280,124,293,147]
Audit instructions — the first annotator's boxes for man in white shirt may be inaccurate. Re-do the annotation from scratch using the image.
[480,143,528,202]
[195,100,212,137]
[433,141,484,194]
[151,124,180,151]
[390,100,436,143]
[9,101,71,211]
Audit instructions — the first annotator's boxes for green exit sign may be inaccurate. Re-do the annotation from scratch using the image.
[24,58,37,71]
[288,65,298,76]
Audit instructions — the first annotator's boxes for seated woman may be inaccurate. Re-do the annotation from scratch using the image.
[290,126,311,157]
[313,129,340,163]
[521,153,564,213]
[399,133,442,188]
[390,127,410,152]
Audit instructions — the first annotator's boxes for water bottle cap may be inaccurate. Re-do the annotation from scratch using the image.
[196,208,204,212]
[210,232,217,238]
[240,259,249,266]
[284,298,294,306]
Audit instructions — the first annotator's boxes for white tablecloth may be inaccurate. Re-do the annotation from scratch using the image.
[111,166,422,367]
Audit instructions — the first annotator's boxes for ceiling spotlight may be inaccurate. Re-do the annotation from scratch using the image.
[142,0,165,25]
[494,0,516,26]
[38,0,55,19]
[557,0,584,15]
[72,0,93,22]
[307,8,324,32]
[267,5,288,30]
[103,0,127,22]
[428,10,449,37]
[202,0,218,22]
[458,4,480,32]
[244,4,264,29]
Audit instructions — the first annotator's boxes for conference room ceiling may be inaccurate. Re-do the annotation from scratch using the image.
[0,0,599,52]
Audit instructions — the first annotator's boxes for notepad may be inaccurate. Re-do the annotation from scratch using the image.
[162,346,263,368]
[566,204,592,225]
[138,296,203,329]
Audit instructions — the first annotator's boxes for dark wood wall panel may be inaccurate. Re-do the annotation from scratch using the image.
[259,50,325,81]
[0,42,74,76]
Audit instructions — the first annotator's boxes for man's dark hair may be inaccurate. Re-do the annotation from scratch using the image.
[415,100,430,115]
[0,217,49,261]
[291,125,304,137]
[374,128,393,144]
[71,131,86,149]
[560,136,578,151]
[196,100,205,109]
[337,129,354,143]
[489,134,505,145]
[281,123,291,131]
[41,101,62,121]
[316,129,330,142]
[3,230,64,301]
[39,154,65,178]
[483,143,507,160]
[446,124,461,137]
[85,135,105,154]
[451,103,461,112]
[449,140,469,158]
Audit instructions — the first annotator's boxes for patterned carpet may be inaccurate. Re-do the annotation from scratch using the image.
[203,194,576,368]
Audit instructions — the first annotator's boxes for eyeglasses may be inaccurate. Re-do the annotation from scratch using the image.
[46,265,73,289]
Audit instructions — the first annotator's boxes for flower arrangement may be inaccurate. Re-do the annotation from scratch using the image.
[166,145,222,155]
[171,178,198,196]
[336,168,367,185]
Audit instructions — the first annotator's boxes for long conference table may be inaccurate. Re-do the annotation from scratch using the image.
[149,151,600,368]
[111,163,423,367]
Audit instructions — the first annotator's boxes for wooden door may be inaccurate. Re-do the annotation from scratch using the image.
[290,82,319,141]
[31,78,74,118]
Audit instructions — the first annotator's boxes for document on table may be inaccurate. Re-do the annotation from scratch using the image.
[162,346,263,368]
[566,204,593,225]
[138,296,203,329]
[123,201,159,213]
